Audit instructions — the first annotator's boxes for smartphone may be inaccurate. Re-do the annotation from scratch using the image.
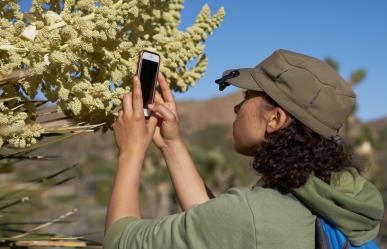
[136,50,161,119]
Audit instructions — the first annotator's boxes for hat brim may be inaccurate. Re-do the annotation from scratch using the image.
[221,68,264,92]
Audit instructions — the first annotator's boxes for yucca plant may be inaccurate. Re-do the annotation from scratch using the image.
[0,0,225,150]
[0,0,226,247]
[0,129,101,247]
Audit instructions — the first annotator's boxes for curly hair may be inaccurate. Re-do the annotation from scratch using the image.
[250,91,362,189]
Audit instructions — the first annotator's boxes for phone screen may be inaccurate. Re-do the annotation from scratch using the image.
[140,59,158,107]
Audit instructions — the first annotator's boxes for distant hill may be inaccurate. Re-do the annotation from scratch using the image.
[176,90,243,136]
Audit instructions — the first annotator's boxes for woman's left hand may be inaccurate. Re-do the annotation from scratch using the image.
[112,76,158,157]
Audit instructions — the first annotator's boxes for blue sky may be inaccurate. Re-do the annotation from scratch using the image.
[18,0,387,122]
[174,0,387,122]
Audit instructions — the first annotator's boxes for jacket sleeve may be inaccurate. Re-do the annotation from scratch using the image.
[103,187,256,249]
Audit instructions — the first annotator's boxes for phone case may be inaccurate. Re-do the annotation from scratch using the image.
[136,50,161,119]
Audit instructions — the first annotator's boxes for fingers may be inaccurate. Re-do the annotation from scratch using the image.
[121,76,143,118]
[148,102,177,122]
[118,109,123,117]
[157,72,175,105]
[111,109,123,129]
[154,90,165,104]
[122,92,132,116]
[153,91,178,116]
[116,109,124,123]
[132,76,143,117]
[145,112,159,132]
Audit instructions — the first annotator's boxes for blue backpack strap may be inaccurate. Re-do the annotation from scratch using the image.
[317,217,380,249]
[316,217,331,249]
[319,217,350,249]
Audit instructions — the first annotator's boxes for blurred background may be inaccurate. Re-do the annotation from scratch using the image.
[2,0,387,248]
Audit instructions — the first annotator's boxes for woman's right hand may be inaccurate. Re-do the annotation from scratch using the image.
[148,72,182,150]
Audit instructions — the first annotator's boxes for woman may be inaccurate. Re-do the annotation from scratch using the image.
[104,49,384,249]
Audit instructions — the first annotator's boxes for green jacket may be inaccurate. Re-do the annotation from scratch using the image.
[103,168,384,249]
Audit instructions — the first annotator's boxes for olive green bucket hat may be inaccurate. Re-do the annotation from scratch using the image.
[215,49,356,141]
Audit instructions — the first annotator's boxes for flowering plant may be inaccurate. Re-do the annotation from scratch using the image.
[0,0,225,148]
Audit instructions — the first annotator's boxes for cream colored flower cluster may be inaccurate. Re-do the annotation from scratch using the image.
[0,0,225,148]
[0,99,45,148]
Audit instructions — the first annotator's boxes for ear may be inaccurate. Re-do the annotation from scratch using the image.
[266,107,292,134]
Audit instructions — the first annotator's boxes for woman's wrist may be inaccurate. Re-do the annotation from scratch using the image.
[117,150,145,167]
[160,138,184,155]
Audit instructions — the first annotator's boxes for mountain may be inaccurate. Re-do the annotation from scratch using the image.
[176,90,243,136]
